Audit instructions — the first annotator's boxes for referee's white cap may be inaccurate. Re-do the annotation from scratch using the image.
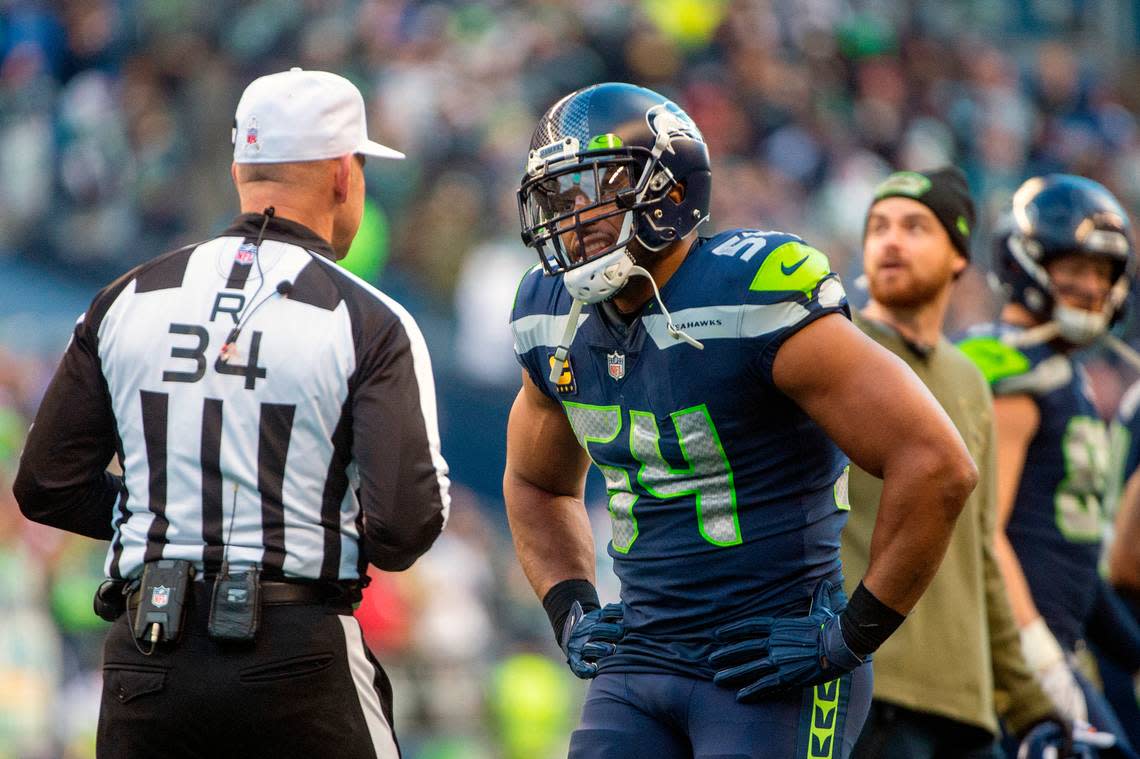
[232,67,405,163]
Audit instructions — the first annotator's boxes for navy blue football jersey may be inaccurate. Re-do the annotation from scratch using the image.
[1108,380,1140,515]
[959,325,1109,649]
[510,229,852,677]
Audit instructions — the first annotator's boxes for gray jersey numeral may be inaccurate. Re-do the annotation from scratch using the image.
[564,402,739,551]
[1055,415,1109,542]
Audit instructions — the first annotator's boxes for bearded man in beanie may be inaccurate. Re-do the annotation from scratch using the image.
[841,168,1066,758]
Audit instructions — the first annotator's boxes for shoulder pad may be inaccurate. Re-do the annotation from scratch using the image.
[993,354,1072,397]
[749,240,831,297]
[702,229,831,299]
[957,335,1031,385]
[510,263,552,320]
[1119,380,1140,425]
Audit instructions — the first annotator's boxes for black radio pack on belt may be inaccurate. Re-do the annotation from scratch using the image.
[208,564,261,642]
[132,559,195,648]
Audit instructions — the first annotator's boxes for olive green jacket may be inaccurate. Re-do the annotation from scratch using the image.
[840,310,1054,735]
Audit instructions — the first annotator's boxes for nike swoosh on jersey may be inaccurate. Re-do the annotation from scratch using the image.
[781,255,809,276]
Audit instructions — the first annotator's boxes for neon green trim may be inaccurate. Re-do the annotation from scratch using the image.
[603,467,640,554]
[685,405,740,547]
[588,133,623,150]
[1054,415,1107,543]
[806,678,842,759]
[561,402,622,443]
[834,465,850,512]
[511,263,542,312]
[632,406,741,548]
[1105,421,1133,516]
[562,402,639,552]
[957,337,1031,385]
[956,215,970,236]
[749,242,831,296]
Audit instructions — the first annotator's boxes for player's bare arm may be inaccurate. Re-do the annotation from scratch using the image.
[773,312,978,614]
[1110,466,1140,597]
[991,393,1043,626]
[504,368,595,599]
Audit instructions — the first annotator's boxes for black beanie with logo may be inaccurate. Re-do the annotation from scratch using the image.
[870,167,976,259]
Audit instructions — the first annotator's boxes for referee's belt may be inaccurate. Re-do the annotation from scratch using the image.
[96,578,360,622]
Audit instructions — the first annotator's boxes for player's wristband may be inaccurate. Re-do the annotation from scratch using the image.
[543,579,601,646]
[838,582,906,658]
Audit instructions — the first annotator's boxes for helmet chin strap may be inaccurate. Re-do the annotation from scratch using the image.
[546,252,704,383]
[1000,321,1061,348]
[1102,332,1140,374]
[997,303,1140,374]
[1001,303,1112,350]
[548,297,585,382]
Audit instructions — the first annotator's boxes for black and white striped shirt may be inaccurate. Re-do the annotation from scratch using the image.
[15,214,450,582]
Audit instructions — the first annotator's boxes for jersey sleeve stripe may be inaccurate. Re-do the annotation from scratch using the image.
[510,312,591,354]
[641,303,811,350]
[993,354,1073,397]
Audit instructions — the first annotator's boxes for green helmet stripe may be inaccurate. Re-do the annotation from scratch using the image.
[587,133,623,150]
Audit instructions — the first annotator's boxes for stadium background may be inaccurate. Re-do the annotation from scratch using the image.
[3,0,1140,756]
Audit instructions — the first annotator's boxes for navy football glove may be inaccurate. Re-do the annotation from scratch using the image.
[561,601,624,679]
[1017,718,1123,759]
[709,580,865,701]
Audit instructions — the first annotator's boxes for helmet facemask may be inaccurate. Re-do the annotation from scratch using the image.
[519,138,677,302]
[518,84,714,374]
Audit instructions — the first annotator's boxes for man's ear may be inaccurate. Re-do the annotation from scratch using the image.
[667,181,686,204]
[333,155,352,204]
[952,253,968,277]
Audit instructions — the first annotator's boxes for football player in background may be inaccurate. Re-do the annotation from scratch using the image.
[842,167,1064,758]
[1096,380,1140,749]
[958,174,1140,756]
[503,82,977,758]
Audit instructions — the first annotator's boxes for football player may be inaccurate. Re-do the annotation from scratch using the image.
[1097,380,1140,749]
[958,174,1140,755]
[504,82,978,758]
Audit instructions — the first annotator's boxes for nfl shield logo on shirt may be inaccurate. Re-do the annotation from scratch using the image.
[235,242,257,265]
[607,352,626,381]
[151,585,170,608]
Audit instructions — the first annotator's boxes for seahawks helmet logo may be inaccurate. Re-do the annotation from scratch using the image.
[646,103,704,154]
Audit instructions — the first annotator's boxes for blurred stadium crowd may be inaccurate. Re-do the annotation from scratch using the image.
[4,0,1140,756]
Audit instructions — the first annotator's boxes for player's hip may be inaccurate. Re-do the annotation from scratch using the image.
[570,664,872,759]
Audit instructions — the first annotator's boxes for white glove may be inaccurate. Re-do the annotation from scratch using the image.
[1019,617,1089,724]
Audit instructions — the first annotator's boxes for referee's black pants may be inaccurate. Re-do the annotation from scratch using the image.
[97,585,400,759]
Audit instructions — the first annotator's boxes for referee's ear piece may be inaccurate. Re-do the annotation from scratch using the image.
[276,280,293,296]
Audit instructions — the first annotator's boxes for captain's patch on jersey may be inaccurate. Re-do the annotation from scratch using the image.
[548,354,576,394]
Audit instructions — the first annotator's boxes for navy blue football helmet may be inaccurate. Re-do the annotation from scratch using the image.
[517,83,711,292]
[993,174,1134,342]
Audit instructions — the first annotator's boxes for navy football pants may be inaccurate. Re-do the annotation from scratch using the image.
[569,663,872,759]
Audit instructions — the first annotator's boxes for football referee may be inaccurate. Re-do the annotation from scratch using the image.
[14,68,450,759]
